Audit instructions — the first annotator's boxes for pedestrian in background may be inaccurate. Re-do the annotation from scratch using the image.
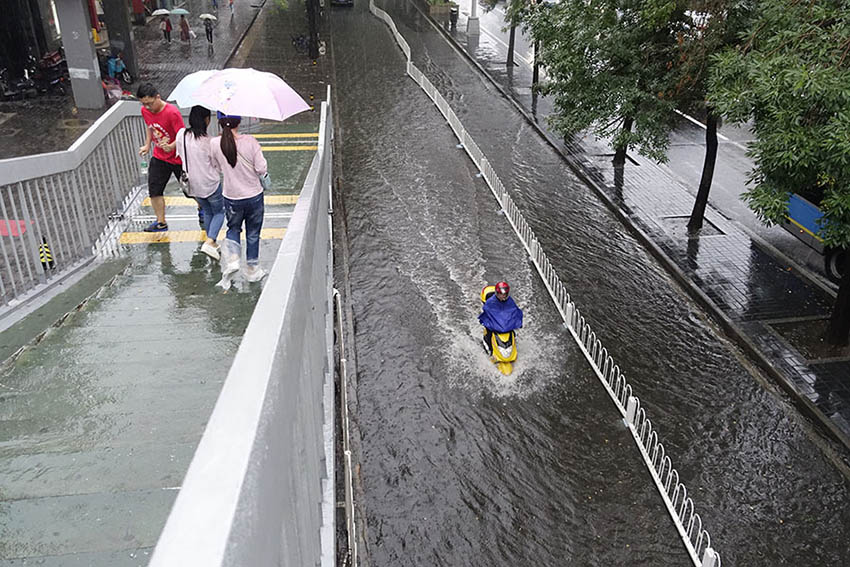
[204,17,214,44]
[160,17,172,43]
[179,14,190,41]
[229,0,234,16]
[210,112,269,283]
[137,83,184,232]
[163,106,224,261]
[211,0,218,9]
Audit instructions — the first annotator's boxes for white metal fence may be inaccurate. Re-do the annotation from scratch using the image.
[370,2,720,565]
[0,101,147,314]
[149,94,336,567]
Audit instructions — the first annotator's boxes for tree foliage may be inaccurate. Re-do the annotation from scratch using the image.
[526,0,689,162]
[675,1,753,110]
[709,0,850,251]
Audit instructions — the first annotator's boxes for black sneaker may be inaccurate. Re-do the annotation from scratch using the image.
[144,221,168,232]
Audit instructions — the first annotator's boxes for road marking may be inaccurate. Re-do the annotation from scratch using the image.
[479,23,533,67]
[119,228,286,244]
[262,145,318,151]
[673,109,749,151]
[254,133,319,138]
[142,195,299,207]
[137,212,292,222]
[258,140,316,144]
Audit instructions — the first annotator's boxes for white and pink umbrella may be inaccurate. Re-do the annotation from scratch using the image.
[167,69,218,109]
[190,68,310,121]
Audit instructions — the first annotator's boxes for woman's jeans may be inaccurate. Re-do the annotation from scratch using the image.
[224,193,264,265]
[195,184,225,242]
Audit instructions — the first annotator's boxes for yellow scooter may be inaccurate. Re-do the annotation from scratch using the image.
[480,285,518,375]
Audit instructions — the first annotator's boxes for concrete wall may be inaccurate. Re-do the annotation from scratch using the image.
[149,100,335,566]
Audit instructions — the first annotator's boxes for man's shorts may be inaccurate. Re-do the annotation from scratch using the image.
[148,157,183,198]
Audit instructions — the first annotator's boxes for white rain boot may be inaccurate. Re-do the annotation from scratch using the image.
[221,238,241,275]
[215,239,241,290]
[245,264,267,282]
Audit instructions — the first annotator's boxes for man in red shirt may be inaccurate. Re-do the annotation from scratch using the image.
[137,83,185,232]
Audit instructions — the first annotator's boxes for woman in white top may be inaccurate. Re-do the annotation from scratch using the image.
[209,112,269,283]
[162,106,224,261]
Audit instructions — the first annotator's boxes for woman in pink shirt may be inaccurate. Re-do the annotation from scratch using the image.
[210,113,268,282]
[164,106,225,261]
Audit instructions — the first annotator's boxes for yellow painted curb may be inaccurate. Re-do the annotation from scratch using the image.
[120,228,287,244]
[142,195,299,207]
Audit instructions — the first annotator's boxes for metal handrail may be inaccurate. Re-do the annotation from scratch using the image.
[369,1,720,565]
[0,101,147,314]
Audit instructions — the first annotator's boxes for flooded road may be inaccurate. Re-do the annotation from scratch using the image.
[330,1,850,565]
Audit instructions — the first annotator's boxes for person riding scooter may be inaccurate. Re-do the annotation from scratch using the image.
[479,281,523,355]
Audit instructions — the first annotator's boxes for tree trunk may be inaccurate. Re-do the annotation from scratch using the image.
[827,252,850,346]
[532,39,540,86]
[688,108,718,233]
[613,116,633,167]
[507,23,516,66]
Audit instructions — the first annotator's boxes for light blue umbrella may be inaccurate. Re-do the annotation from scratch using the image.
[170,7,190,15]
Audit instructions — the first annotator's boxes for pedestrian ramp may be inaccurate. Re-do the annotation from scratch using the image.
[0,119,322,564]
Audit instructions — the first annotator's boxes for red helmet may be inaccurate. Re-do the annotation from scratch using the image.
[495,281,510,294]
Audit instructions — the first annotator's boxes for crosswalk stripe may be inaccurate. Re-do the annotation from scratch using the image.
[142,195,299,207]
[119,228,286,244]
[253,133,319,138]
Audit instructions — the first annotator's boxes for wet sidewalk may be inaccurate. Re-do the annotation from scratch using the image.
[0,0,331,563]
[0,0,265,159]
[396,0,850,449]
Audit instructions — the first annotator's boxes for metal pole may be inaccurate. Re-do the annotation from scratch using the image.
[467,0,479,34]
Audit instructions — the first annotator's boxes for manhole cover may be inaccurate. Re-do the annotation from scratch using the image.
[59,118,92,129]
[0,112,15,126]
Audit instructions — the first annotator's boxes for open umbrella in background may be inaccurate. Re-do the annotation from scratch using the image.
[170,7,190,15]
[167,70,219,108]
[191,68,310,121]
[199,13,217,20]
[151,8,170,15]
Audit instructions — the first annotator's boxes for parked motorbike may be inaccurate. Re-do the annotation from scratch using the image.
[31,49,69,95]
[97,49,133,88]
[479,285,519,375]
[0,67,37,100]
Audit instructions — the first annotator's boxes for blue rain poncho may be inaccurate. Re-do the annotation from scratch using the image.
[478,295,523,333]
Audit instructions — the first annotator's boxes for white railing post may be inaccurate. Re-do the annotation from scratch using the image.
[625,395,638,426]
[701,548,718,567]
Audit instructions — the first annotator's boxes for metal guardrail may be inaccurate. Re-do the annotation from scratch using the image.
[149,94,336,567]
[334,288,358,566]
[0,101,147,314]
[370,2,720,565]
